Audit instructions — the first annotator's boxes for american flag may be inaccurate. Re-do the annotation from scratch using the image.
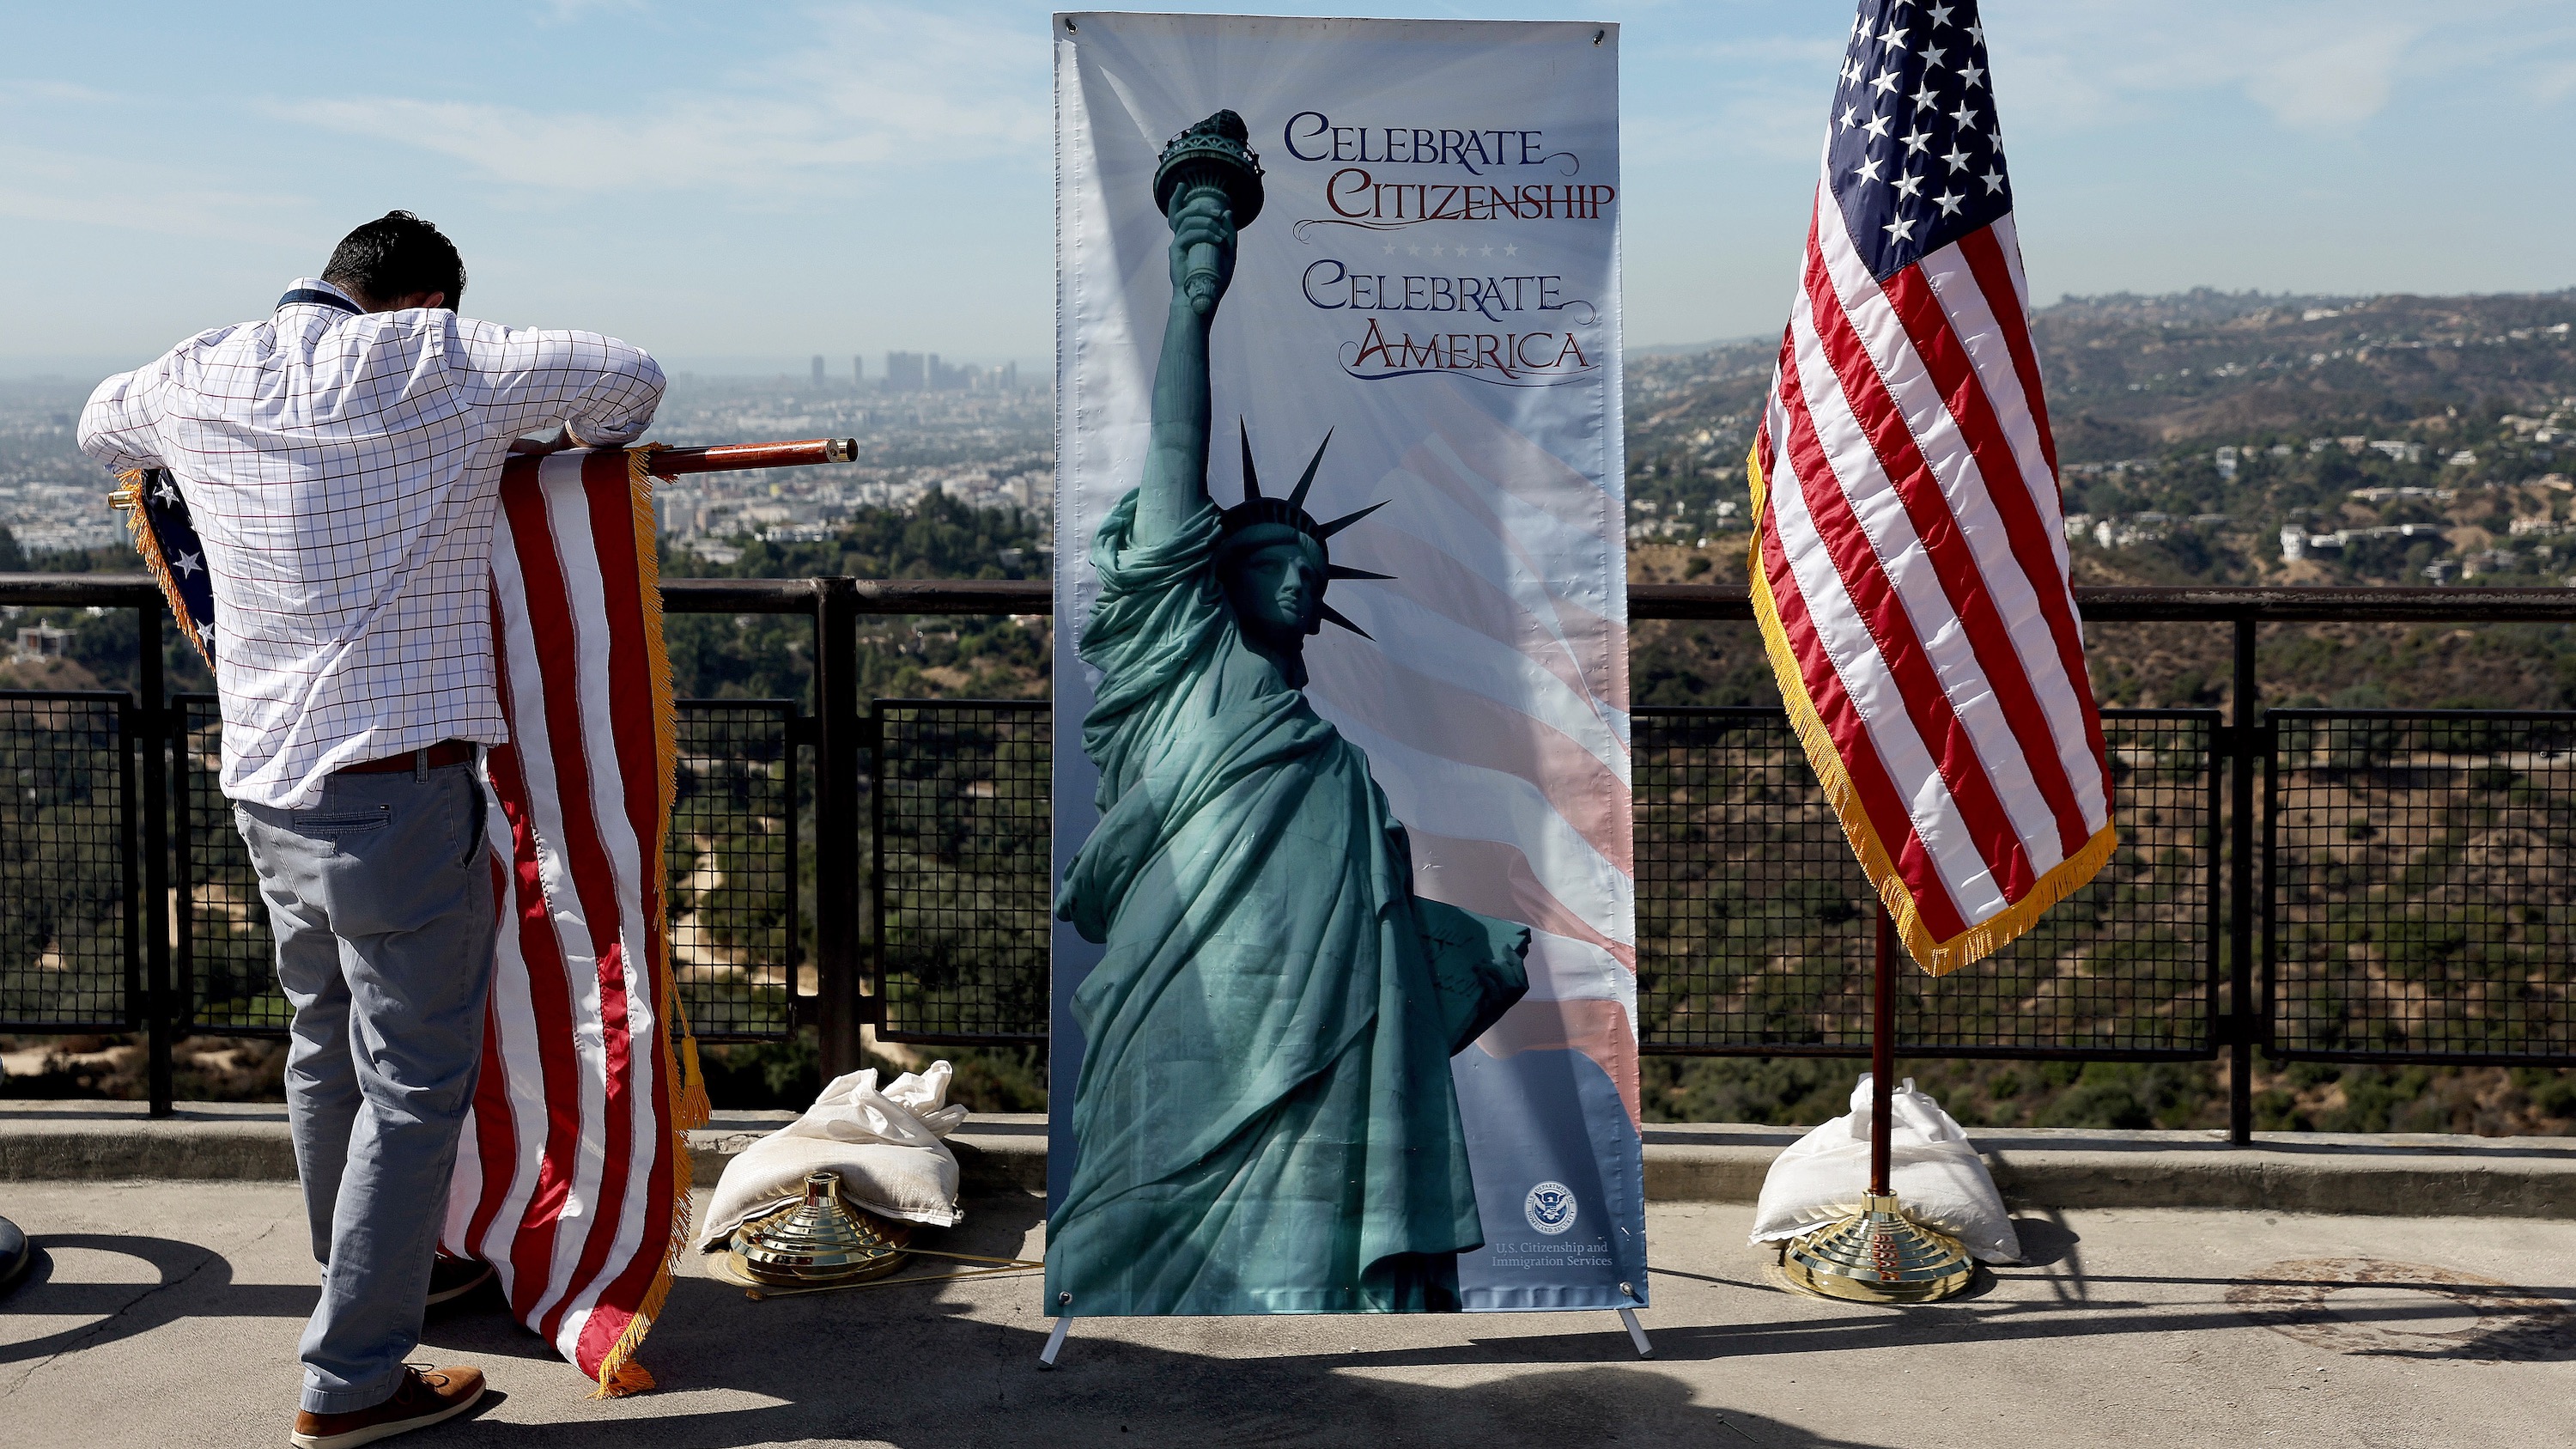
[439,447,702,1395]
[1749,0,2115,975]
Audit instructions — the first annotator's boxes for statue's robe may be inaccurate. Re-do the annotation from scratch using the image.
[1051,491,1504,1313]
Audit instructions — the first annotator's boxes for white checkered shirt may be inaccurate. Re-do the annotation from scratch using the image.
[78,277,666,808]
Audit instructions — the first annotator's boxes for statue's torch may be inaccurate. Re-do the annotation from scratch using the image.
[1153,109,1266,314]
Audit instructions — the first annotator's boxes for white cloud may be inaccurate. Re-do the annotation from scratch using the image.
[265,3,1049,198]
[0,141,313,247]
[1989,0,2573,135]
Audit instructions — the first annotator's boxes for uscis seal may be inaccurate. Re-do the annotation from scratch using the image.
[1523,1181,1577,1235]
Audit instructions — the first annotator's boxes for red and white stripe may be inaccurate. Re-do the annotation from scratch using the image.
[1753,183,2114,973]
[439,447,685,1391]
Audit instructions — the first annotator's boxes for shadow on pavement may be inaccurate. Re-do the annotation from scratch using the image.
[0,1233,315,1365]
[440,1333,1873,1449]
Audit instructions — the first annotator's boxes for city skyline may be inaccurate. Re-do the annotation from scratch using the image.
[3,1,2573,378]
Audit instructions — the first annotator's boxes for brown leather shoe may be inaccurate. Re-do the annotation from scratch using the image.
[289,1365,485,1449]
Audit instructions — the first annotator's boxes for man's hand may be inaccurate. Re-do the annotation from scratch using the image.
[507,426,577,457]
[1168,187,1237,319]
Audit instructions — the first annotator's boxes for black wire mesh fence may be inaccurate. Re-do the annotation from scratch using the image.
[872,699,1052,1043]
[0,692,134,1029]
[177,694,283,1031]
[1634,707,2220,1056]
[2267,710,2576,1062]
[18,683,2574,1073]
[177,696,805,1040]
[668,700,801,1039]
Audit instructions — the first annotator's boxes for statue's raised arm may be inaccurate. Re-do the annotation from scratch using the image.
[1135,111,1264,547]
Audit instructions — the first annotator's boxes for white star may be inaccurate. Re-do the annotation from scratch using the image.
[1429,244,1444,257]
[1922,45,1947,70]
[1841,58,1863,87]
[1910,81,1940,111]
[1853,155,1886,185]
[1951,101,1980,131]
[1981,166,2008,194]
[1384,241,1397,254]
[1503,243,1518,257]
[1934,190,1965,216]
[1480,244,1495,257]
[154,478,180,506]
[1840,103,1861,131]
[195,620,214,645]
[1968,21,1985,45]
[1894,173,1926,200]
[1407,243,1422,255]
[1959,60,1986,89]
[1884,215,1919,243]
[1877,23,1908,51]
[1901,125,1934,155]
[1868,69,1901,97]
[173,550,202,577]
[1861,111,1893,141]
[1929,3,1954,25]
[1940,142,1973,173]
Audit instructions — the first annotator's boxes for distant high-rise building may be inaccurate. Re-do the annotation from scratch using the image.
[886,351,927,393]
[852,354,866,387]
[928,353,951,391]
[999,361,1019,393]
[811,355,827,388]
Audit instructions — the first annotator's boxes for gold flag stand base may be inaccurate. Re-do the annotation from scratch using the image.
[1779,1192,1973,1303]
[1771,907,1975,1306]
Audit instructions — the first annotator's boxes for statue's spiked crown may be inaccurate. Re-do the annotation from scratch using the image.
[1221,422,1390,637]
[1155,110,1266,225]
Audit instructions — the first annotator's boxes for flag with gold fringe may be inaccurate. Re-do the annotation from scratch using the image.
[1747,0,2115,975]
[118,446,707,1394]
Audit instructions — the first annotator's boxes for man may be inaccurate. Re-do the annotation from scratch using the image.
[79,211,664,1447]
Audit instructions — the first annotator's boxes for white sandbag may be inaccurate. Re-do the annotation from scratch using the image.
[1748,1075,2021,1264]
[696,1062,971,1251]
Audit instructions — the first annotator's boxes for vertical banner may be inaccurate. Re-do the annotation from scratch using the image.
[1051,13,1637,1315]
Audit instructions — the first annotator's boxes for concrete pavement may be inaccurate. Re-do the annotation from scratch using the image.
[4,1181,2572,1448]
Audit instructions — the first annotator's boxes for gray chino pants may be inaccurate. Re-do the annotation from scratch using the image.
[233,758,496,1414]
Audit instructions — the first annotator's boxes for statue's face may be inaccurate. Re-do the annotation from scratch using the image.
[1224,539,1323,641]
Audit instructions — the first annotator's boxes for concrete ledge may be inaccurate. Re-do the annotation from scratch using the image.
[0,1103,1051,1198]
[0,1101,301,1183]
[9,1103,2572,1215]
[1638,1123,2576,1217]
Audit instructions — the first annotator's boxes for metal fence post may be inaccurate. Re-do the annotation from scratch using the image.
[2227,616,2257,1145]
[811,578,864,1077]
[137,607,174,1117]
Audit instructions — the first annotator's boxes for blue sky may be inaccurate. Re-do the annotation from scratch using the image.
[3,1,2571,378]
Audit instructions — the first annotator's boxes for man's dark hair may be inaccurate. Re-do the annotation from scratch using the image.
[321,210,465,311]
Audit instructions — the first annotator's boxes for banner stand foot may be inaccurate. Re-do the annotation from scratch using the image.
[1038,1300,1072,1369]
[1617,1306,1652,1359]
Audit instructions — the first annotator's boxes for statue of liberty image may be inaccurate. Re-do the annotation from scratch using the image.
[1049,112,1532,1315]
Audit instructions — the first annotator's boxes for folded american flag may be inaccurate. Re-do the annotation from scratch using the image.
[1748,0,2115,974]
[123,447,704,1393]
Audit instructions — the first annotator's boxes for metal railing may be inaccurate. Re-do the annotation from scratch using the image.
[8,573,2575,1143]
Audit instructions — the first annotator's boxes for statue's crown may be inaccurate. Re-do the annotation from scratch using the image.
[1155,109,1266,227]
[1219,422,1389,637]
